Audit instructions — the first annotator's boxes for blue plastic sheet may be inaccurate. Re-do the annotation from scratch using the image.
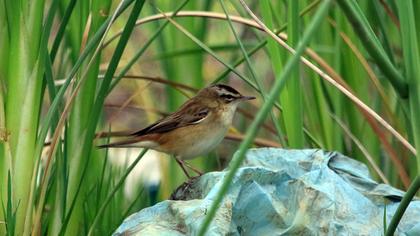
[114,148,420,235]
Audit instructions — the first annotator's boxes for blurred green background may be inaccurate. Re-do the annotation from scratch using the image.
[0,0,419,235]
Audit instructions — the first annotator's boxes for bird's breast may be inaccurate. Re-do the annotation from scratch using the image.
[157,121,229,160]
[182,123,228,159]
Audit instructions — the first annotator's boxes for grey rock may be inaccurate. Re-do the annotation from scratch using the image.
[114,148,420,236]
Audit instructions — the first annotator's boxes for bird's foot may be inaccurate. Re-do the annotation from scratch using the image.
[173,157,203,178]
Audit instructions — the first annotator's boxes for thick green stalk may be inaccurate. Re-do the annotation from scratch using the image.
[329,7,344,151]
[0,2,10,233]
[0,2,8,82]
[4,0,45,234]
[282,0,303,147]
[198,0,332,234]
[0,91,11,236]
[259,0,287,145]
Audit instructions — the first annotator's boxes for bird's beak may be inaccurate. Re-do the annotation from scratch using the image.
[239,95,256,101]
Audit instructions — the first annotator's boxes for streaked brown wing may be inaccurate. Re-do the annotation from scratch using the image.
[131,105,209,136]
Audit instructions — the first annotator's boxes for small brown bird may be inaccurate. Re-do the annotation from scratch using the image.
[99,84,255,177]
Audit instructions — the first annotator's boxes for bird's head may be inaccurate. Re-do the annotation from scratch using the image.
[194,84,255,125]
[201,84,255,105]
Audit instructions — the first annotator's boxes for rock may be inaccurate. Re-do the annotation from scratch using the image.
[113,148,420,235]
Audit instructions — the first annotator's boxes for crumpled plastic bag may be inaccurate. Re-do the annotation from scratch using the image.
[113,148,420,235]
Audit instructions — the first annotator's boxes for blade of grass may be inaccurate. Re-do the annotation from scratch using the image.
[95,127,112,214]
[282,0,304,147]
[198,0,333,234]
[50,0,78,62]
[87,149,148,235]
[120,188,145,221]
[1,172,17,236]
[335,0,408,98]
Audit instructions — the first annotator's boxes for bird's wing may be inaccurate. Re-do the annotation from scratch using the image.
[131,105,209,136]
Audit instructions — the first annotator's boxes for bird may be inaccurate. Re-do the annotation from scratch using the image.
[99,84,255,177]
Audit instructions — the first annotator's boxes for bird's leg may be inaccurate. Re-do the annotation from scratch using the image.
[174,156,191,178]
[182,161,203,176]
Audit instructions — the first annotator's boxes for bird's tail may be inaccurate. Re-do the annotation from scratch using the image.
[98,138,142,149]
[98,136,158,149]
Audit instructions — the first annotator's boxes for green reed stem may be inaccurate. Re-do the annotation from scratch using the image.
[385,176,420,236]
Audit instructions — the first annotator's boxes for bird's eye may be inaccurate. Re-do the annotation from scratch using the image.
[220,94,235,103]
